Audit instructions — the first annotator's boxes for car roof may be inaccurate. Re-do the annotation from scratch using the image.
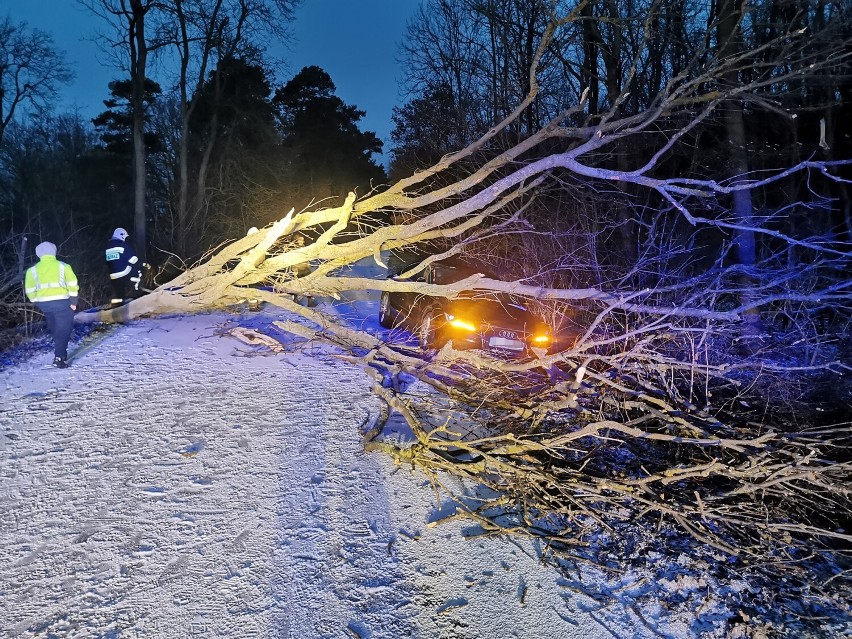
[388,249,498,277]
[428,255,497,279]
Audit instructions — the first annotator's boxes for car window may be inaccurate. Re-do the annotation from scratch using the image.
[468,291,528,310]
[431,264,460,284]
[431,262,497,284]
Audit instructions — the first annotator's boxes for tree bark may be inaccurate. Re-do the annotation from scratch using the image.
[129,0,150,262]
[716,0,761,338]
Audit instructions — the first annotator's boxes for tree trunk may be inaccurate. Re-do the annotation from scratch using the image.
[129,0,149,262]
[170,1,242,259]
[580,1,600,116]
[716,0,761,338]
[176,0,191,260]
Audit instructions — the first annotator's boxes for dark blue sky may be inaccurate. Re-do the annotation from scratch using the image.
[3,0,418,162]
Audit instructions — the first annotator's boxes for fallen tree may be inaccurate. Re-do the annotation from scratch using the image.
[74,3,852,630]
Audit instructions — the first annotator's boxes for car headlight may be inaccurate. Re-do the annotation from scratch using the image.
[446,315,477,332]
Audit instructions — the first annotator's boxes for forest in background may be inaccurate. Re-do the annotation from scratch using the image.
[0,0,385,319]
[2,1,852,633]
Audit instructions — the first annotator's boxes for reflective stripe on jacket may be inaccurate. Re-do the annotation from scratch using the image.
[24,255,79,303]
[105,239,139,280]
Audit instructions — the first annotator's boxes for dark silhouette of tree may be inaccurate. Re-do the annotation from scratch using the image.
[80,0,302,259]
[1,114,100,239]
[0,17,73,146]
[273,66,385,209]
[715,0,762,338]
[389,83,470,181]
[89,78,169,246]
[80,0,159,261]
[158,1,289,257]
[189,57,278,154]
[92,79,164,156]
[183,56,282,247]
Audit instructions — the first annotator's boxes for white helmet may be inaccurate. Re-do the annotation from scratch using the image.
[35,241,57,257]
[113,227,129,241]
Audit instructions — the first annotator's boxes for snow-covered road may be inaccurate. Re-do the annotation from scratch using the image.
[1,309,694,638]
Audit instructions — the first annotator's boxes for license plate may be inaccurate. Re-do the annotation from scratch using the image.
[488,336,524,350]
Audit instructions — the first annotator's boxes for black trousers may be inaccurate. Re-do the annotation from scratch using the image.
[36,300,75,360]
[110,269,143,301]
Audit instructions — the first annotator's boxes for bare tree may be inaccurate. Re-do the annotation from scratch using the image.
[79,0,300,260]
[156,0,297,258]
[80,0,160,259]
[399,0,566,146]
[0,17,73,147]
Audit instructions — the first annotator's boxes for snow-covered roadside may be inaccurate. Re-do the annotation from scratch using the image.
[1,306,718,638]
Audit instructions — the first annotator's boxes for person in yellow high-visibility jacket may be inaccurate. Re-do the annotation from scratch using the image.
[24,241,79,368]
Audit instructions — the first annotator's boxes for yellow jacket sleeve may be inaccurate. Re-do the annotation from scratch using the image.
[24,267,37,302]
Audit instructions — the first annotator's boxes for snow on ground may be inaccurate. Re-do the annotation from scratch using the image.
[0,273,725,637]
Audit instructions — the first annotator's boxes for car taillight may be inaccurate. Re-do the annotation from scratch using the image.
[531,333,552,345]
[447,316,477,332]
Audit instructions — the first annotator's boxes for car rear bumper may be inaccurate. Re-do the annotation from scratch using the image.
[441,332,543,357]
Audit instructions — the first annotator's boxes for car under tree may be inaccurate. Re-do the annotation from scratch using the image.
[379,256,554,356]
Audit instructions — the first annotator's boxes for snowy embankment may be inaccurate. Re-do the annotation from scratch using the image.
[0,293,728,637]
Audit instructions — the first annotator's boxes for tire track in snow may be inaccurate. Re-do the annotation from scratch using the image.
[269,356,415,638]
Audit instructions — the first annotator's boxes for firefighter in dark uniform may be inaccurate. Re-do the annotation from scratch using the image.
[105,227,143,305]
[24,241,79,368]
